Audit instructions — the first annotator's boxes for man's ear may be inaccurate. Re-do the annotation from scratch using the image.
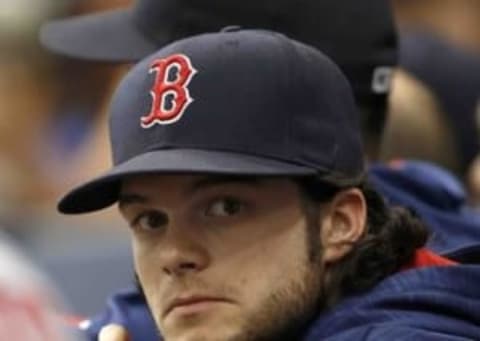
[320,188,367,264]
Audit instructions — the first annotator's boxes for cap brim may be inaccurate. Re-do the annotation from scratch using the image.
[58,149,317,214]
[40,9,160,62]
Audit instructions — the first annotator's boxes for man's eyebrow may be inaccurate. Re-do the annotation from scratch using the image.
[118,176,265,209]
[118,193,149,211]
[187,176,263,195]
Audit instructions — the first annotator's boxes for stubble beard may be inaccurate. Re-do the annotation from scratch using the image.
[226,232,326,341]
[235,270,324,341]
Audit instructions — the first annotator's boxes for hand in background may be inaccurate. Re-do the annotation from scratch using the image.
[98,324,130,341]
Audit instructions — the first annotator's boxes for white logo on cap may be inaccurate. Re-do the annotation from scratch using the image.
[372,66,393,94]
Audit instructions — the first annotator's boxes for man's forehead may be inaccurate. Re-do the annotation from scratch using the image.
[118,174,294,210]
[118,174,303,214]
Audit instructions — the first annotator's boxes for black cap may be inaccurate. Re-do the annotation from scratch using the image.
[58,29,364,214]
[40,0,397,102]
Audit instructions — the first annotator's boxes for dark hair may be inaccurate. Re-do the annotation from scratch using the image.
[296,175,429,305]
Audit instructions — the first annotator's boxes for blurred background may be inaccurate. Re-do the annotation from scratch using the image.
[0,0,133,317]
[0,0,479,317]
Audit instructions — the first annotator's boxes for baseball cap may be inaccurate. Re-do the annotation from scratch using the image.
[58,29,364,214]
[40,0,397,102]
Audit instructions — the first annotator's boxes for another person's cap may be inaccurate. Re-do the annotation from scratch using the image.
[58,29,364,214]
[40,0,397,104]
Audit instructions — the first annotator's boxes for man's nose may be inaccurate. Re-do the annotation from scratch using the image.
[159,229,210,277]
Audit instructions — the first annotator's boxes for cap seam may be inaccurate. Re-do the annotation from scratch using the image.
[277,33,296,163]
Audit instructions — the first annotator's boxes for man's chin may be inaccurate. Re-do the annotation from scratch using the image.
[160,302,242,341]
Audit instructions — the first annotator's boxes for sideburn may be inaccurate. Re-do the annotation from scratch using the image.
[300,195,323,263]
[301,198,344,312]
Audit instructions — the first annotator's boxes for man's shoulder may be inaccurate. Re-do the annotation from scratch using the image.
[311,325,474,340]
[304,264,480,340]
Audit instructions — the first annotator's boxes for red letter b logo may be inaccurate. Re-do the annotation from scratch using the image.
[141,54,197,128]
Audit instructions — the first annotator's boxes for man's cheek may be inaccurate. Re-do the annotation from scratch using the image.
[132,239,155,280]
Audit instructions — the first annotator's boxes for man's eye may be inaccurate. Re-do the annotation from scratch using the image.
[132,211,168,231]
[205,197,245,217]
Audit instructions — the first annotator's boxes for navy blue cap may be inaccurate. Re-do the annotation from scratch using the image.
[58,29,364,214]
[40,0,397,102]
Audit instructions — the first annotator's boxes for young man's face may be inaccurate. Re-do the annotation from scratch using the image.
[119,175,328,341]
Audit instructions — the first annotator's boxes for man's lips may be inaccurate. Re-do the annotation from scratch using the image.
[164,296,232,317]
